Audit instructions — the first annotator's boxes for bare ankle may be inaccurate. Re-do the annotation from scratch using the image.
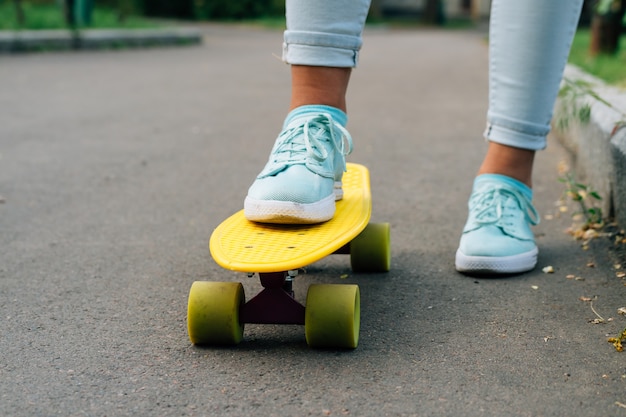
[477,142,535,187]
[289,65,351,112]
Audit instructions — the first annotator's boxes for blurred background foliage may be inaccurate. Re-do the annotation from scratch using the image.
[3,0,287,28]
[4,0,623,31]
[2,0,624,64]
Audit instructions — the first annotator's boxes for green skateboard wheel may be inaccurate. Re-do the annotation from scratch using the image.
[305,284,360,349]
[350,222,391,273]
[187,281,245,345]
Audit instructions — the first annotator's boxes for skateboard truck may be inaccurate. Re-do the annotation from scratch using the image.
[240,271,306,325]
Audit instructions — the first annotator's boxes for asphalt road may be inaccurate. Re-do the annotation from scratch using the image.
[1,24,625,417]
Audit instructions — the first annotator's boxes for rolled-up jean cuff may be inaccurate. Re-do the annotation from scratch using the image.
[283,30,362,67]
[484,113,549,150]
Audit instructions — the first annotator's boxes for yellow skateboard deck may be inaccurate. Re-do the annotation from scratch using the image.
[210,163,371,273]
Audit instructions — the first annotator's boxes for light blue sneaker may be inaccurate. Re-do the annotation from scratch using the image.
[244,106,353,224]
[455,174,540,274]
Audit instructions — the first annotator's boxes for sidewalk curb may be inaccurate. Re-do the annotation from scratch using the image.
[553,64,626,228]
[611,125,626,229]
[0,27,202,52]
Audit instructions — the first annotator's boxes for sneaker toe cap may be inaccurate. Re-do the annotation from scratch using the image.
[247,165,334,204]
[459,225,536,257]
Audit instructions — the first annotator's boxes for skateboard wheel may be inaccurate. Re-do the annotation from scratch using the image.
[350,222,391,273]
[305,284,360,349]
[187,281,245,346]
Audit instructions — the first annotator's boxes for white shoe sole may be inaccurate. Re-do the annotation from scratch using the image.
[244,182,343,224]
[244,194,336,224]
[455,247,538,274]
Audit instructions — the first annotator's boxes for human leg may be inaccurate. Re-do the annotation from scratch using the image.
[245,0,371,224]
[289,66,351,112]
[456,0,584,274]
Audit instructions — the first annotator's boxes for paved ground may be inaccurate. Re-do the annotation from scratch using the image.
[1,24,625,417]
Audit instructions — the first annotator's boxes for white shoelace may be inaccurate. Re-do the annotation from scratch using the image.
[471,186,539,228]
[268,113,353,170]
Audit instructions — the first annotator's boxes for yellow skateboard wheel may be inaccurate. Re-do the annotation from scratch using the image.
[350,223,391,273]
[187,281,245,345]
[305,284,360,349]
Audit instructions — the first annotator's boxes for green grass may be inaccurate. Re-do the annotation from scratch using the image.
[0,2,162,30]
[568,28,626,87]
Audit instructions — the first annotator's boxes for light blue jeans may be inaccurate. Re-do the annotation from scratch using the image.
[283,0,584,151]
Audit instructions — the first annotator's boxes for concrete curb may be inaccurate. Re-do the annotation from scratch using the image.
[553,64,626,228]
[610,123,626,228]
[0,27,202,52]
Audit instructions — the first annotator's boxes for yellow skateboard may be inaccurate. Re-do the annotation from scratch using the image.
[187,163,390,349]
